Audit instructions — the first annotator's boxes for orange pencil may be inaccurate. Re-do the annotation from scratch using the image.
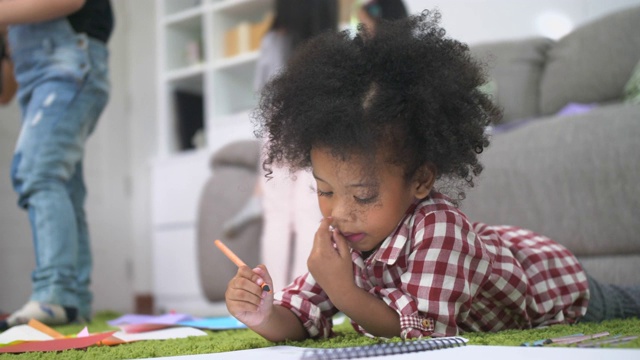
[214,239,271,292]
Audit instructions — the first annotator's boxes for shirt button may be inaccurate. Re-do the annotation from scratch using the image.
[422,319,430,327]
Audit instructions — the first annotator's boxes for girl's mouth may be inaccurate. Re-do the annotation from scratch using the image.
[342,232,366,243]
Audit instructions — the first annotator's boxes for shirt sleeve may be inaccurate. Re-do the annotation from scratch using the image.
[372,210,493,338]
[273,272,339,338]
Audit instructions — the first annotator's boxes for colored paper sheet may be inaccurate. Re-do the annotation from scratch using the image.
[0,331,115,353]
[108,313,199,333]
[178,316,246,330]
[77,327,90,337]
[117,323,175,334]
[112,326,207,342]
[0,324,53,345]
[108,313,195,326]
[28,318,65,339]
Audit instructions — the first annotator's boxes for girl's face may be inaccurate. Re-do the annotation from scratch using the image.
[310,147,431,253]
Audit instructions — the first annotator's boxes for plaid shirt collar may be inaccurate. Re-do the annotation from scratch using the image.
[352,197,426,267]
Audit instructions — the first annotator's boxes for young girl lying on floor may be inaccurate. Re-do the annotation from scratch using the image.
[223,10,640,342]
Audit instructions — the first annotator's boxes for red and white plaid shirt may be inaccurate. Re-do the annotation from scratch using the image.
[274,192,589,339]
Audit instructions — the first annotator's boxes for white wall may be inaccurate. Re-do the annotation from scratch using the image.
[1,0,639,315]
[405,0,640,45]
[0,101,30,312]
[122,0,157,304]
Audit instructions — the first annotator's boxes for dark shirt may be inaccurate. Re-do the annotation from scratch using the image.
[67,0,114,43]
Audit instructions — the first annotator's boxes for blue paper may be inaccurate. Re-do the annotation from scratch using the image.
[178,316,246,330]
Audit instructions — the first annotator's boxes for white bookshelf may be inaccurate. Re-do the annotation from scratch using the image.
[152,0,272,315]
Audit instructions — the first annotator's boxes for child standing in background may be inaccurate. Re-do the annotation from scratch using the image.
[0,0,113,330]
[223,0,339,289]
[223,11,640,341]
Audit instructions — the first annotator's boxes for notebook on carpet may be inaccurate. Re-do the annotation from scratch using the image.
[135,336,639,360]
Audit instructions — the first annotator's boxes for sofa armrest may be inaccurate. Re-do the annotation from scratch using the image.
[211,139,261,170]
[197,140,263,302]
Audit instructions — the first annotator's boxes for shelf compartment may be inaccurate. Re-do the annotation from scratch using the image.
[210,0,273,60]
[166,64,207,86]
[164,74,206,152]
[164,6,204,26]
[163,0,203,17]
[210,65,258,117]
[213,50,259,71]
[211,0,273,17]
[164,13,204,71]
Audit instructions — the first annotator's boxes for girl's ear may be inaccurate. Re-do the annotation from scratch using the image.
[413,164,436,199]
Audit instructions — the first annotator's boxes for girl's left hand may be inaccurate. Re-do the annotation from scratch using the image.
[307,217,355,297]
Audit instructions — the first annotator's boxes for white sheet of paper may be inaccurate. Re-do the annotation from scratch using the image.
[0,324,53,344]
[140,344,640,360]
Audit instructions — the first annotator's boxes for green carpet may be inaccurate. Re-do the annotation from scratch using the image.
[1,311,639,360]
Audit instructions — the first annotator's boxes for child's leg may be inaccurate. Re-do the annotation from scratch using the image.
[291,169,322,279]
[582,274,640,322]
[260,165,295,290]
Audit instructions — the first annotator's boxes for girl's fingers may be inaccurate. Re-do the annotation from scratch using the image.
[314,216,334,250]
[331,228,350,257]
[234,266,264,293]
[252,264,273,293]
[228,274,262,303]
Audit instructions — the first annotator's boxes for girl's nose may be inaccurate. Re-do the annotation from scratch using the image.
[330,199,352,223]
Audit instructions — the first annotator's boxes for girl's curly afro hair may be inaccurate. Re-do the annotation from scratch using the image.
[254,10,501,202]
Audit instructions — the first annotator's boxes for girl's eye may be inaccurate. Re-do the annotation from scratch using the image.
[317,190,333,197]
[354,195,378,204]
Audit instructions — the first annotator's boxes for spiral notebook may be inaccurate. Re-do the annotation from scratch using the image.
[145,339,640,360]
[300,336,468,360]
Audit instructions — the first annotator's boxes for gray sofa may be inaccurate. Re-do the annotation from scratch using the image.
[462,6,640,286]
[197,139,263,302]
[197,6,640,302]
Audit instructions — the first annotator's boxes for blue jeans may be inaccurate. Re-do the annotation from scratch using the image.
[8,19,110,320]
[582,274,640,322]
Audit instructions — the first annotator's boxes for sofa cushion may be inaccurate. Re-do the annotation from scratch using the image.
[540,6,640,115]
[579,255,640,286]
[461,104,640,260]
[471,37,552,124]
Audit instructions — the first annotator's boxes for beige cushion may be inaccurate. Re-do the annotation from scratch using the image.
[539,6,640,115]
[471,37,552,124]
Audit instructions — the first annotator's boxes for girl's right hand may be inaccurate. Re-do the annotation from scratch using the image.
[225,264,274,328]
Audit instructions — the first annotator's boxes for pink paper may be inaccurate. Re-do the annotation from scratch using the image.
[77,327,90,338]
[117,323,174,333]
[0,331,115,353]
[107,313,198,333]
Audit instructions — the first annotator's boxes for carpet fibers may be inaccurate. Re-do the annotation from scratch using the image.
[1,312,638,360]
